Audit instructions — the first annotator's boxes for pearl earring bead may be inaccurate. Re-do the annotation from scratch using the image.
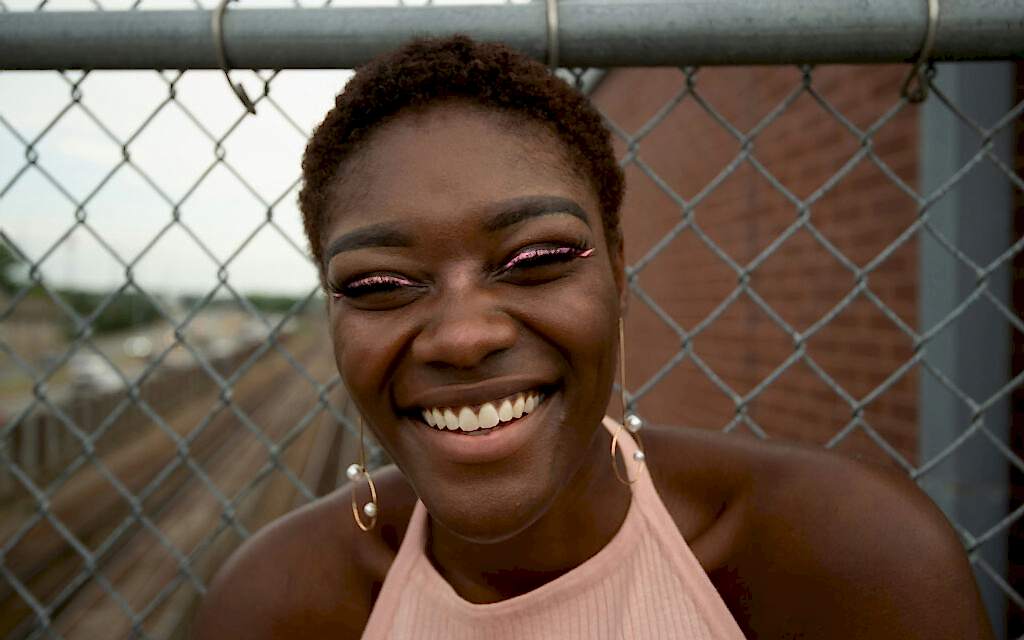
[346,463,364,481]
[633,450,646,462]
[625,413,644,433]
[363,502,378,518]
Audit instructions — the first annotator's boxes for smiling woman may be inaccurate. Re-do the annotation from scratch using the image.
[192,37,993,640]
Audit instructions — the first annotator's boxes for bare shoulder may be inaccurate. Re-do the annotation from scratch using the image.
[646,426,993,639]
[190,465,417,640]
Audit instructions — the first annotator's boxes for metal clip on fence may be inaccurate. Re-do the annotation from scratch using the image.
[546,0,559,69]
[900,0,939,103]
[213,0,257,115]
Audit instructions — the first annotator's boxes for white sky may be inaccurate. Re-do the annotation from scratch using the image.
[1,67,352,297]
[0,0,524,296]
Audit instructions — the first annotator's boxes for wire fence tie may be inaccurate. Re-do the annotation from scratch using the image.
[901,0,939,103]
[546,0,559,70]
[213,0,257,115]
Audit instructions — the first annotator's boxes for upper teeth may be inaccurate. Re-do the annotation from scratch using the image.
[421,391,542,432]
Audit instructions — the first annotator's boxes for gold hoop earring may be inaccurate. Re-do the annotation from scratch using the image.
[611,316,646,485]
[346,416,379,531]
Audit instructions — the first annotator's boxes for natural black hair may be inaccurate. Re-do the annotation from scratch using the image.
[298,35,624,271]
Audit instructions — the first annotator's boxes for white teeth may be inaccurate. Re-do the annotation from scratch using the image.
[479,403,500,429]
[421,391,545,432]
[512,395,525,418]
[498,399,513,422]
[443,408,459,430]
[458,407,480,431]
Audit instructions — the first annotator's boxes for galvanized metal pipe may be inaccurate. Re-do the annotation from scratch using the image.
[0,0,1022,70]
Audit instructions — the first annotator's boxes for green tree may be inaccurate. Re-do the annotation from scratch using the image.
[0,239,22,294]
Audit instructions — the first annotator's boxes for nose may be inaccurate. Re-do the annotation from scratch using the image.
[411,289,518,370]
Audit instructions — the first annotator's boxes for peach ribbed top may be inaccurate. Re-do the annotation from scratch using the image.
[361,417,745,639]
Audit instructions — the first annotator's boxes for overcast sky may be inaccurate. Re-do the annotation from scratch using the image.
[1,0,519,296]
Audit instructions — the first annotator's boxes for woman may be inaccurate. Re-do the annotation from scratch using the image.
[194,37,992,639]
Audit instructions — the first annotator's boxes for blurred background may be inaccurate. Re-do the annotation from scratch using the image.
[1,1,1022,637]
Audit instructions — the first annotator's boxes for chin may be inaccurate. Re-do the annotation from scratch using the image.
[417,466,562,545]
[377,386,610,544]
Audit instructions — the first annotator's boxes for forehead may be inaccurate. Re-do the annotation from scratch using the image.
[323,103,598,236]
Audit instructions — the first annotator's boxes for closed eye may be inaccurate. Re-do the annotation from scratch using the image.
[331,273,416,299]
[497,244,595,275]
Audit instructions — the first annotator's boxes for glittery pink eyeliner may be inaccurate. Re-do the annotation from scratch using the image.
[333,274,414,299]
[501,245,596,271]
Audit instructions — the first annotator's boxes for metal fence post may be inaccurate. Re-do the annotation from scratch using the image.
[918,61,1016,638]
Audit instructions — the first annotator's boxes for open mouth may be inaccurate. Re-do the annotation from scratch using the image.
[416,389,548,436]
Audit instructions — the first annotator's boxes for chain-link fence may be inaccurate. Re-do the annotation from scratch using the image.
[1,1,1023,638]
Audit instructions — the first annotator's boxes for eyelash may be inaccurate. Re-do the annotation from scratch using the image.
[496,243,595,275]
[330,242,595,300]
[330,274,415,300]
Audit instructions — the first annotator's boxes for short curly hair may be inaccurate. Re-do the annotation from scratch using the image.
[298,35,624,270]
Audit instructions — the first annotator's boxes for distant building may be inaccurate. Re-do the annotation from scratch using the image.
[0,294,65,370]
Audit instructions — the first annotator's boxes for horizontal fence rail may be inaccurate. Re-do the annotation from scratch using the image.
[0,0,1023,70]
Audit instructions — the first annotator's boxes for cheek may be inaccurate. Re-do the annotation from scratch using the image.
[567,305,616,370]
[329,306,404,405]
[535,270,620,382]
[569,275,621,410]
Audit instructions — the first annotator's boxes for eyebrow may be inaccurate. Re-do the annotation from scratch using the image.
[323,224,414,266]
[483,196,592,232]
[323,195,591,267]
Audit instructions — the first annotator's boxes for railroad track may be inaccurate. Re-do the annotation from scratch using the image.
[0,331,348,639]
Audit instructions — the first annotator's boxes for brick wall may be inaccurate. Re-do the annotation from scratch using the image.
[591,66,920,467]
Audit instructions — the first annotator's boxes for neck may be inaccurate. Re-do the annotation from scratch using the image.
[427,421,632,604]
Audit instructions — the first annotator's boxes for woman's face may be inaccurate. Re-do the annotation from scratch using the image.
[323,102,622,542]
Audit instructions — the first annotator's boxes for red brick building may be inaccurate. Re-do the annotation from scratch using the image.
[593,65,919,465]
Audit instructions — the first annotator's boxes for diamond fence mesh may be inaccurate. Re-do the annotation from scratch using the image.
[1,2,1023,638]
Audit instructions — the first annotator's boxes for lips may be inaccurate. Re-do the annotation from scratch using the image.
[420,390,544,433]
[394,377,558,463]
[405,388,557,465]
[397,377,555,421]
